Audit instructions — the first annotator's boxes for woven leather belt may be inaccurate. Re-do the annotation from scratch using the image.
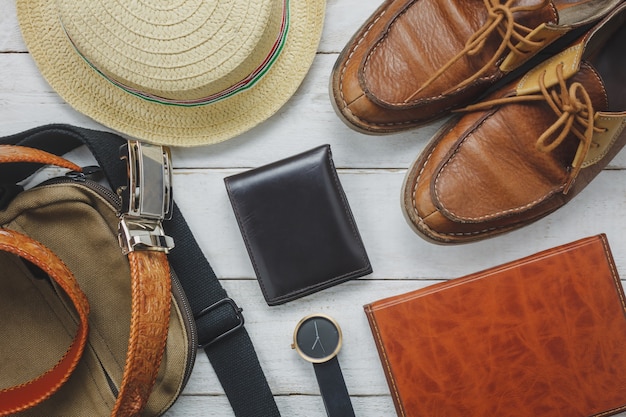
[0,229,90,415]
[0,125,281,417]
[0,144,173,416]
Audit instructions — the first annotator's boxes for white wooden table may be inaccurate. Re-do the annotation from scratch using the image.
[3,1,626,416]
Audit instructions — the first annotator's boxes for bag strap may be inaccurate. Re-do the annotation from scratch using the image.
[0,144,172,416]
[0,229,90,416]
[0,125,281,417]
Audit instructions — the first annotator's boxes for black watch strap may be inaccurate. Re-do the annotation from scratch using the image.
[313,356,355,417]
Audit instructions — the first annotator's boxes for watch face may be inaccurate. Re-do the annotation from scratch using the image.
[294,314,342,363]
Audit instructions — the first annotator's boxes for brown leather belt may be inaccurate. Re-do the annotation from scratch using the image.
[112,251,171,416]
[0,125,281,417]
[0,144,172,417]
[0,229,90,415]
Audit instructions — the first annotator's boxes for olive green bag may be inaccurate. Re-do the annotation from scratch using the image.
[0,137,196,416]
[0,124,282,417]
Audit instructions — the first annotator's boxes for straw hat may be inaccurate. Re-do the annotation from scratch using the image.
[17,0,326,147]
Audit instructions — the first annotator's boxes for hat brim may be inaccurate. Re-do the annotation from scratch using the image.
[17,0,325,147]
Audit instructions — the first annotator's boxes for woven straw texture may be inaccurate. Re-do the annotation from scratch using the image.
[17,0,325,147]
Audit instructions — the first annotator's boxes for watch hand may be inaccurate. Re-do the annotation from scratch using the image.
[317,338,326,354]
[311,320,326,353]
[312,336,320,350]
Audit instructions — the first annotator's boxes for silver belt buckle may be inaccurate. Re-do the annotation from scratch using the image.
[118,140,175,254]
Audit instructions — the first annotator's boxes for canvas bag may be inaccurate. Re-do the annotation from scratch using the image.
[0,124,281,417]
[0,139,195,416]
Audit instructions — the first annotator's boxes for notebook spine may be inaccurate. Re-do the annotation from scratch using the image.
[364,305,406,417]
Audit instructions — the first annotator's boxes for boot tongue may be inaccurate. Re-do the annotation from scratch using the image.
[431,63,608,223]
[515,36,610,109]
[515,0,559,27]
[576,62,610,113]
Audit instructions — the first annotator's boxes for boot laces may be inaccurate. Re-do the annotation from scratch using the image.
[405,0,549,103]
[461,63,606,194]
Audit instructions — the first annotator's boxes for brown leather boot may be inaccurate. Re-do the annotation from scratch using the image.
[401,3,626,243]
[331,0,624,134]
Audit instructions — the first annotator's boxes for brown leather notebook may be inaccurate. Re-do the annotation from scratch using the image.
[364,235,626,417]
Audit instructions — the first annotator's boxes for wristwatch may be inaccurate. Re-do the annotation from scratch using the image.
[292,314,356,417]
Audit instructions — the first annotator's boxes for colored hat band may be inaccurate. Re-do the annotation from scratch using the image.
[61,0,290,107]
[18,0,325,146]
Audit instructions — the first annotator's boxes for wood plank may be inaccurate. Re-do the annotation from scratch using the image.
[4,1,626,416]
[166,394,396,417]
[171,276,626,416]
[0,52,438,169]
[0,0,24,52]
[180,279,426,396]
[1,51,625,169]
[173,168,626,281]
[0,0,381,54]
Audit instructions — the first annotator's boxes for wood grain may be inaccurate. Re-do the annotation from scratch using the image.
[2,0,626,415]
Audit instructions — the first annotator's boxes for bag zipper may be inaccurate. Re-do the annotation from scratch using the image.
[37,169,198,394]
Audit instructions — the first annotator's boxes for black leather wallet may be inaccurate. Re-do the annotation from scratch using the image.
[224,145,372,305]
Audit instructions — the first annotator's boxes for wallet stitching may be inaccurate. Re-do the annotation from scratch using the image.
[268,265,373,304]
[324,148,371,266]
[225,149,372,304]
[267,149,372,303]
[224,178,273,301]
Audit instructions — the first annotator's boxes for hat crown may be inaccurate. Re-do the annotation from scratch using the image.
[56,0,284,102]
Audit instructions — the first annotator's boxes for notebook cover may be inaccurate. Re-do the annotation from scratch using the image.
[364,234,626,417]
